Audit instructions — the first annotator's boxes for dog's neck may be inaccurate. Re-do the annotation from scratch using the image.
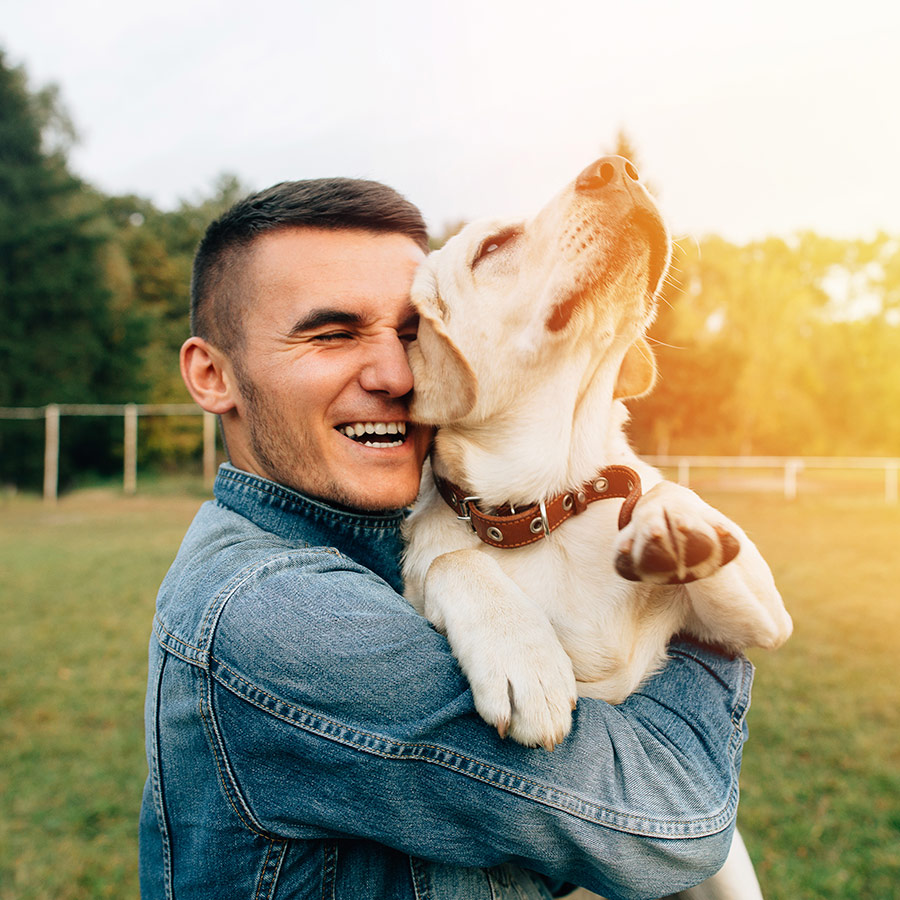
[431,357,633,510]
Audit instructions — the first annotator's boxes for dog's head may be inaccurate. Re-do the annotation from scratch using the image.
[408,156,671,425]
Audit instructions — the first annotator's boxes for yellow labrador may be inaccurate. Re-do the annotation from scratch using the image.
[402,157,792,899]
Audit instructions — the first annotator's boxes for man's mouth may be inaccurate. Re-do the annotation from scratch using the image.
[336,421,409,448]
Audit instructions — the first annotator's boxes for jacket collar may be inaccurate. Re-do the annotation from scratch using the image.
[213,463,407,592]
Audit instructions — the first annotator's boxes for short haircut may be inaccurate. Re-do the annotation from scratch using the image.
[190,177,429,355]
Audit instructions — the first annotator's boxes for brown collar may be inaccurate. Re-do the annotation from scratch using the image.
[434,465,642,549]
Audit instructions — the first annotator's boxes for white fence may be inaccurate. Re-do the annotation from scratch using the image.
[0,403,217,503]
[644,455,900,503]
[2,404,899,505]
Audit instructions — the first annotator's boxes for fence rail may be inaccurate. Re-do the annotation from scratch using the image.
[2,405,899,504]
[645,455,900,503]
[0,403,216,503]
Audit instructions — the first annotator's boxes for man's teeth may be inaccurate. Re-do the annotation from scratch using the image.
[339,422,407,447]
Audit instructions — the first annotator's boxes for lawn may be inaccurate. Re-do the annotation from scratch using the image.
[1,482,898,899]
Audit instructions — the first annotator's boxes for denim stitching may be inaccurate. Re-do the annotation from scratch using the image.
[253,841,274,900]
[408,857,432,900]
[321,842,338,900]
[147,651,175,899]
[210,656,738,838]
[198,667,271,838]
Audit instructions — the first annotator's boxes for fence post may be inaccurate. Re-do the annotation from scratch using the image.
[43,404,60,505]
[887,463,899,504]
[203,411,217,487]
[123,404,138,495]
[677,458,690,487]
[784,459,802,500]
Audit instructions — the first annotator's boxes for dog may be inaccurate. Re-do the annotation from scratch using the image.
[401,156,792,899]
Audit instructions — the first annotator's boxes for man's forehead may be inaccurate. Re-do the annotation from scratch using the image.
[244,227,423,324]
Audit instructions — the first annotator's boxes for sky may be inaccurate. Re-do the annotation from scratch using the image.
[3,0,899,243]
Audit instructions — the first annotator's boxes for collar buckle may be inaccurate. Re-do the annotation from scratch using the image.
[456,495,481,531]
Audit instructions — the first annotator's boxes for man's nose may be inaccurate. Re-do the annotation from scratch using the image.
[358,333,415,398]
[575,156,642,194]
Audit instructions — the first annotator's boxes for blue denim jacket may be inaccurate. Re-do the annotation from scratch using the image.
[140,464,753,900]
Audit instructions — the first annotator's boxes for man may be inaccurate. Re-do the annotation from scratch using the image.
[140,178,752,900]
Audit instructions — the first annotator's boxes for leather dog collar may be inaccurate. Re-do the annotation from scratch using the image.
[434,465,642,549]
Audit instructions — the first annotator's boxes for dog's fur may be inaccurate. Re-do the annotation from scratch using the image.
[401,157,792,898]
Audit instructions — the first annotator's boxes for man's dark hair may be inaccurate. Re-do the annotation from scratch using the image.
[190,177,429,354]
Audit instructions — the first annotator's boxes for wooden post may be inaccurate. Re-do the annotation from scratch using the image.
[43,404,60,505]
[677,458,690,488]
[203,411,217,487]
[123,404,138,495]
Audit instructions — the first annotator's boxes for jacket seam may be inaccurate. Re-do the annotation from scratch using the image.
[209,655,739,838]
[198,667,273,839]
[153,547,351,665]
[147,650,175,900]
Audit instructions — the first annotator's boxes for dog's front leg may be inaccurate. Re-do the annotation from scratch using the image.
[679,531,792,652]
[425,549,578,750]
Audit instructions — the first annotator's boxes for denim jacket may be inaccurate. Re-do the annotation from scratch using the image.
[140,464,753,900]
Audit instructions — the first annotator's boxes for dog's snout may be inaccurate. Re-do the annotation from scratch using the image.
[575,156,641,194]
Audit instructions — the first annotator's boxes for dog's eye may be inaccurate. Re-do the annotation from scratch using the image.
[473,229,519,266]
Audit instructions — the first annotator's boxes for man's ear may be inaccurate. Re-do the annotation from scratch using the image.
[180,337,239,414]
[406,271,477,425]
[613,337,657,400]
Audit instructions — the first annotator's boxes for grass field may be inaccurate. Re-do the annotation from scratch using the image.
[1,480,898,899]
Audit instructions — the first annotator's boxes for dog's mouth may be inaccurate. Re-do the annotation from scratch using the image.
[335,421,409,448]
[630,205,670,296]
[547,206,670,333]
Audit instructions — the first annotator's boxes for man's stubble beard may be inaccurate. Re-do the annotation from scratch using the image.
[235,368,411,513]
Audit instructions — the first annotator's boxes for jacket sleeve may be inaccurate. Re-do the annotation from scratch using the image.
[205,549,752,900]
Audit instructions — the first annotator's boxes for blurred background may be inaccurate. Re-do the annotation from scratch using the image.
[1,1,898,898]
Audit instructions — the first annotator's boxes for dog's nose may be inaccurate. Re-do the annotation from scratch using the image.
[575,156,641,194]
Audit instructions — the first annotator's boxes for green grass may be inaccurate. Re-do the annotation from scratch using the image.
[0,486,204,900]
[1,484,898,898]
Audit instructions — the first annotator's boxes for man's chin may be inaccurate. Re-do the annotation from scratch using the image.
[280,471,422,514]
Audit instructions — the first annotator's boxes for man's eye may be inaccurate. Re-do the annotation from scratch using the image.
[314,331,353,342]
[473,229,519,266]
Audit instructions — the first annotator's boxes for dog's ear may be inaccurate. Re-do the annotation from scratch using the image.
[407,275,478,424]
[613,337,657,400]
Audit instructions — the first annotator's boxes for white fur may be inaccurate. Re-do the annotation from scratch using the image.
[402,160,792,898]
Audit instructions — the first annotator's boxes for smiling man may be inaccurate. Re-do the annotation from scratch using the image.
[181,224,431,509]
[140,178,753,900]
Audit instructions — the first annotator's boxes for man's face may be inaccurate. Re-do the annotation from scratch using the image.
[224,227,432,510]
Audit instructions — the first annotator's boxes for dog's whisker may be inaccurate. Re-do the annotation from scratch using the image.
[645,336,686,351]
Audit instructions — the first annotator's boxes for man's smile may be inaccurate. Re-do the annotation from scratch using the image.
[336,420,410,448]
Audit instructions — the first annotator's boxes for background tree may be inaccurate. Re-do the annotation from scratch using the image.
[0,51,147,489]
[99,173,249,466]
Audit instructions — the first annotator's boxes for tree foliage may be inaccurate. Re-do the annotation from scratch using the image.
[627,232,900,456]
[0,51,147,487]
[1,68,898,493]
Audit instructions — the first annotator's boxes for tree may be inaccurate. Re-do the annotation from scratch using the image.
[0,50,147,488]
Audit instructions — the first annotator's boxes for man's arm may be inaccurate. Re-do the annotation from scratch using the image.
[201,550,751,900]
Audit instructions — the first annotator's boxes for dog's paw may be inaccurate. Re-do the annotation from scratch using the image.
[467,635,578,751]
[614,483,740,585]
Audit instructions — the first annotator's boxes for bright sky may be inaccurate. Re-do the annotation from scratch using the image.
[3,0,899,243]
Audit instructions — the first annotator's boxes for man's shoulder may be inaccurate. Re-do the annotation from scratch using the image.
[152,498,416,666]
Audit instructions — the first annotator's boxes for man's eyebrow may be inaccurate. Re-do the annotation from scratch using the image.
[287,308,365,335]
